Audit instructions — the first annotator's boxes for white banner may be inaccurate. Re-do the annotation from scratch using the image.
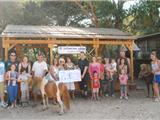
[58,46,86,54]
[58,69,81,83]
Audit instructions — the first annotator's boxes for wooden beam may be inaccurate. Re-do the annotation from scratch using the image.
[48,44,53,65]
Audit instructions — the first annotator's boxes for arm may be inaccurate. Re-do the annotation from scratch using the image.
[18,63,21,74]
[82,66,88,79]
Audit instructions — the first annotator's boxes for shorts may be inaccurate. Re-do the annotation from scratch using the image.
[154,75,160,83]
[92,88,99,93]
[0,82,4,95]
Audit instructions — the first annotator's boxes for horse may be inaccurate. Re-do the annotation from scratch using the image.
[138,64,154,97]
[32,74,70,115]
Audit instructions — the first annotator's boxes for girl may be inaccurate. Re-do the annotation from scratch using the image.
[91,71,100,100]
[18,56,31,105]
[119,69,128,100]
[6,64,19,108]
[65,57,76,99]
[150,52,160,102]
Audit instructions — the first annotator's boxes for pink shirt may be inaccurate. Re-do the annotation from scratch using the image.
[119,74,128,85]
[89,63,100,76]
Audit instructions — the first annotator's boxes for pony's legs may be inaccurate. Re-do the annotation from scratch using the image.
[56,87,64,115]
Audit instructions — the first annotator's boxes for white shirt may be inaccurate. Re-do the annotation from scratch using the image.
[111,62,117,71]
[32,61,48,77]
[0,62,5,82]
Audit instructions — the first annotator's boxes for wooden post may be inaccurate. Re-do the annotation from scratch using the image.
[48,44,53,65]
[93,38,99,57]
[130,41,134,82]
[3,37,9,61]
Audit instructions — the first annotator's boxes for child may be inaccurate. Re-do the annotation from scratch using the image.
[91,71,100,100]
[18,70,31,106]
[119,69,128,100]
[6,64,19,108]
[110,59,117,81]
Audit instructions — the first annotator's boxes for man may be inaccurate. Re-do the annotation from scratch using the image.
[32,53,48,78]
[5,51,19,105]
[32,53,48,105]
[78,52,89,98]
[0,58,7,108]
[5,51,19,71]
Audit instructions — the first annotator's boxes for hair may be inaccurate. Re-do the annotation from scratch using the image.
[151,51,157,57]
[10,51,16,56]
[119,58,128,65]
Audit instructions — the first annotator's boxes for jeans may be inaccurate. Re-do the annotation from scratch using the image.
[120,85,127,94]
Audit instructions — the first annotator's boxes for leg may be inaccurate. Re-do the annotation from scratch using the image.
[146,83,150,97]
[57,91,64,115]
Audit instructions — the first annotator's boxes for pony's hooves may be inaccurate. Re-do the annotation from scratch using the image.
[58,112,64,115]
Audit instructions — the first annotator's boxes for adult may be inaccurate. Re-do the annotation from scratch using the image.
[89,56,100,99]
[0,58,7,107]
[117,50,130,76]
[104,58,111,96]
[6,51,19,71]
[18,56,31,104]
[97,57,105,96]
[19,56,31,74]
[32,53,48,78]
[118,58,128,74]
[5,64,19,108]
[150,51,160,102]
[78,52,89,98]
[65,57,76,99]
[32,53,48,105]
[49,58,59,81]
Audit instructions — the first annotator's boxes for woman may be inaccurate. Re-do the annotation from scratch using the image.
[50,58,59,81]
[65,57,76,99]
[18,56,31,104]
[104,58,111,96]
[89,56,100,99]
[150,52,160,102]
[6,64,19,108]
[18,56,31,74]
[118,58,128,74]
[97,57,105,96]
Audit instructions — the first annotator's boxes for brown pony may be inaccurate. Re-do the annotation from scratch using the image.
[138,64,154,97]
[32,75,70,115]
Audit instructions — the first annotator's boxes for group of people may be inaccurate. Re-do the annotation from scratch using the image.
[0,49,160,110]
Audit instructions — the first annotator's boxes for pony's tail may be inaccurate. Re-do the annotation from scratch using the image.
[62,84,70,110]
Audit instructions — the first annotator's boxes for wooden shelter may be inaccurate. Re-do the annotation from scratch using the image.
[1,25,135,81]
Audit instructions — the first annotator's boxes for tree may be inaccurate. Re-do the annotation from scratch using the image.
[124,0,160,35]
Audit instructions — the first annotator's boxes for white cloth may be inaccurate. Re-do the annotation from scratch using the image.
[32,61,48,77]
[0,62,5,82]
[18,73,31,91]
[65,82,75,90]
[111,62,117,71]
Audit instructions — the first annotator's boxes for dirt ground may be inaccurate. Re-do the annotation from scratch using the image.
[0,81,160,120]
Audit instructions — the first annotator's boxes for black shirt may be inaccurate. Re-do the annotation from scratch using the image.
[78,58,89,75]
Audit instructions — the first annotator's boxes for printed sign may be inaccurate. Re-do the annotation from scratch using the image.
[58,69,81,83]
[58,46,86,54]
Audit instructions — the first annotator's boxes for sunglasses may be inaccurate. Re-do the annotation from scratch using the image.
[11,54,16,56]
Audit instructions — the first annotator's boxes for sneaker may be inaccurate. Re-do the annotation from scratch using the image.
[0,102,7,108]
[125,96,128,100]
[111,94,115,97]
[120,96,123,99]
[105,94,109,97]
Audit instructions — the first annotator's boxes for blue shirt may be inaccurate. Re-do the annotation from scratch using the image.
[0,61,5,82]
